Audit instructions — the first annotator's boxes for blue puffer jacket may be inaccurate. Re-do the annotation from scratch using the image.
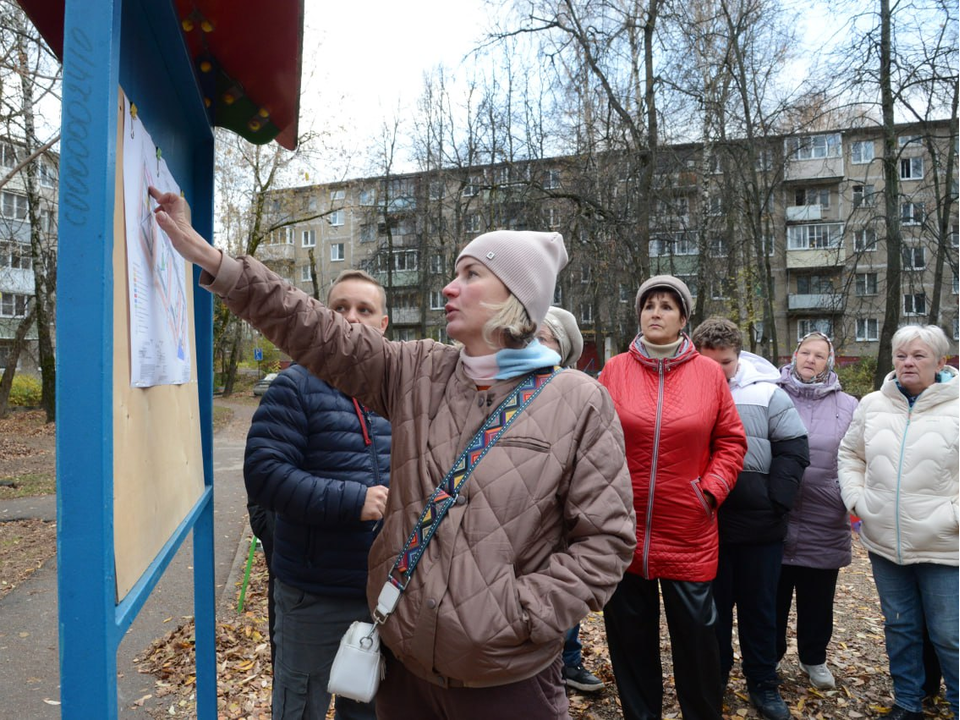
[244,363,391,597]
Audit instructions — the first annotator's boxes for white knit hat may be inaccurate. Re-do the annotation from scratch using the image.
[457,230,568,327]
[541,306,583,368]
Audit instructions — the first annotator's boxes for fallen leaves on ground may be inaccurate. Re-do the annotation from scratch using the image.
[0,518,57,601]
[137,540,955,719]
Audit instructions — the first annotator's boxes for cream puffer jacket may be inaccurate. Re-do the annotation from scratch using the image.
[205,255,637,688]
[838,366,958,567]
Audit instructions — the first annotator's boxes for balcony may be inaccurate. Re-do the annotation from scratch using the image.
[786,246,846,269]
[783,156,844,183]
[786,205,822,222]
[372,269,420,288]
[390,307,421,325]
[787,293,844,313]
[259,243,295,262]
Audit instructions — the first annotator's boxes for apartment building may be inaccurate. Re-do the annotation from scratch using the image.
[258,119,958,368]
[0,139,57,374]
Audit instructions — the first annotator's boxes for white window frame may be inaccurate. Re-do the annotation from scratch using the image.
[330,243,345,262]
[393,249,418,272]
[429,290,445,310]
[544,169,561,190]
[855,273,878,296]
[1,191,27,220]
[580,302,594,324]
[855,228,878,252]
[851,140,875,164]
[797,318,833,340]
[328,209,345,227]
[898,135,922,148]
[430,254,444,275]
[787,133,842,161]
[856,318,879,341]
[580,265,592,284]
[330,189,346,201]
[797,274,834,295]
[0,292,29,317]
[900,156,924,180]
[300,265,312,282]
[901,245,925,270]
[0,241,32,270]
[301,229,316,247]
[852,184,875,209]
[359,188,375,206]
[901,203,924,226]
[796,188,830,209]
[903,293,926,315]
[787,223,843,250]
[547,207,561,228]
[465,213,481,234]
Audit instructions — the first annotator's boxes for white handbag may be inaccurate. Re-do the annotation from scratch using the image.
[327,620,385,703]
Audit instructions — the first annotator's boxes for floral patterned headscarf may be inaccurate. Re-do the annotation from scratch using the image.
[790,331,835,384]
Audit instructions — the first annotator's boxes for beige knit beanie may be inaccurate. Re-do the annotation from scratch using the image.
[457,230,568,326]
[541,306,584,368]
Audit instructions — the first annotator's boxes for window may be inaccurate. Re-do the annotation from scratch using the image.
[852,185,875,208]
[898,135,921,148]
[1,191,27,220]
[709,236,727,257]
[328,210,345,227]
[797,274,834,294]
[360,224,375,243]
[0,293,29,317]
[855,228,878,252]
[903,293,926,315]
[300,265,312,282]
[547,207,561,228]
[359,188,375,206]
[952,273,958,295]
[901,202,924,226]
[755,149,773,172]
[707,196,723,215]
[430,254,444,275]
[795,188,830,208]
[900,157,924,180]
[761,235,775,256]
[330,189,345,201]
[0,142,17,167]
[463,175,482,197]
[787,133,841,161]
[0,241,31,270]
[619,284,632,303]
[855,273,878,296]
[797,318,833,340]
[38,162,55,188]
[580,302,594,324]
[330,243,345,262]
[851,140,875,164]
[650,234,697,257]
[544,169,561,190]
[951,224,959,248]
[901,246,925,270]
[40,209,55,234]
[707,153,722,174]
[429,290,445,310]
[465,213,481,234]
[580,265,592,284]
[428,180,445,201]
[272,227,293,244]
[787,223,843,250]
[301,229,316,247]
[394,249,418,271]
[856,318,879,341]
[710,281,727,300]
[677,274,699,297]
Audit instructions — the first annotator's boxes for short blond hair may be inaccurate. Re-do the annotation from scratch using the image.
[482,294,537,348]
[326,269,387,314]
[892,324,950,359]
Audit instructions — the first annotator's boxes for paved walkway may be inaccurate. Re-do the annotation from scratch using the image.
[0,399,258,719]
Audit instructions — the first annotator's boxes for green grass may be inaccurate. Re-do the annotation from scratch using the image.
[0,472,56,498]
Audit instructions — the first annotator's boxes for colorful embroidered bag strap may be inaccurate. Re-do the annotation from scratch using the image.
[372,366,562,623]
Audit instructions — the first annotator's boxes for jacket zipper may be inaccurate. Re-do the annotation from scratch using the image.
[894,405,912,564]
[643,359,665,578]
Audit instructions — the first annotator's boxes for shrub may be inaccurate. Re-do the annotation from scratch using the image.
[9,374,42,406]
[836,356,878,399]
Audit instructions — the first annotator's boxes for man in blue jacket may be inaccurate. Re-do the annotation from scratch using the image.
[244,269,391,720]
[693,317,809,720]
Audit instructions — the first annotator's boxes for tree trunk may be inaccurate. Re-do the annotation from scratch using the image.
[874,0,902,389]
[17,32,55,422]
[0,305,38,418]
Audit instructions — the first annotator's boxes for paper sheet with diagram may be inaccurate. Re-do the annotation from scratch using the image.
[122,93,191,387]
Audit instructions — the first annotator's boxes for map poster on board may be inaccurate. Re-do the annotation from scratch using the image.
[121,93,192,387]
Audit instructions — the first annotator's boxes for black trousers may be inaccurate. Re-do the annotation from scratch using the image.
[775,564,838,666]
[604,573,722,720]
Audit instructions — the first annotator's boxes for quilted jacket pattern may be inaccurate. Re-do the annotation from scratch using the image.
[204,255,636,688]
[600,337,747,581]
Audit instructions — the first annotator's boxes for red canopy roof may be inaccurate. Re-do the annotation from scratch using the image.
[16,0,304,149]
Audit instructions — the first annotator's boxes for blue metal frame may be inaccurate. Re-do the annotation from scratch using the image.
[56,0,215,716]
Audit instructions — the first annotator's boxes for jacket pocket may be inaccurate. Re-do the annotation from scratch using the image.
[690,478,713,519]
[497,436,552,453]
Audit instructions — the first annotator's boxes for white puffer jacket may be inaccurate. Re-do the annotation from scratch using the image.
[838,366,958,566]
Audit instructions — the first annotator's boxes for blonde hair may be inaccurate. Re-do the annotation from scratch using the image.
[481,294,537,348]
[892,324,950,359]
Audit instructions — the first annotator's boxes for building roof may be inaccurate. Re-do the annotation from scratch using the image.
[16,0,304,150]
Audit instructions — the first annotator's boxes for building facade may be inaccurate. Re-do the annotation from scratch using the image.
[258,120,958,369]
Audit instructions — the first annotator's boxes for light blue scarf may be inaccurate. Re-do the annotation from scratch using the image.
[460,339,561,383]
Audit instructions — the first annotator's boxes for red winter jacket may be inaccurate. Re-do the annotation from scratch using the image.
[600,336,746,581]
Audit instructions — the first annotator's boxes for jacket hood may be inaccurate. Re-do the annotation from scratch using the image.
[731,351,780,389]
[778,364,844,399]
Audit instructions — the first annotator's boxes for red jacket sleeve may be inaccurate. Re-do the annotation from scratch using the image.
[700,374,747,505]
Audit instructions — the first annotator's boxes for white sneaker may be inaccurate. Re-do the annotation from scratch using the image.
[800,662,836,689]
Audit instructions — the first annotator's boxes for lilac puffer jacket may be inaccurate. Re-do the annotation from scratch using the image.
[778,366,858,569]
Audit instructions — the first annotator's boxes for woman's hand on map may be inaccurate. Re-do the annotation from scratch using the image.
[148,186,223,275]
